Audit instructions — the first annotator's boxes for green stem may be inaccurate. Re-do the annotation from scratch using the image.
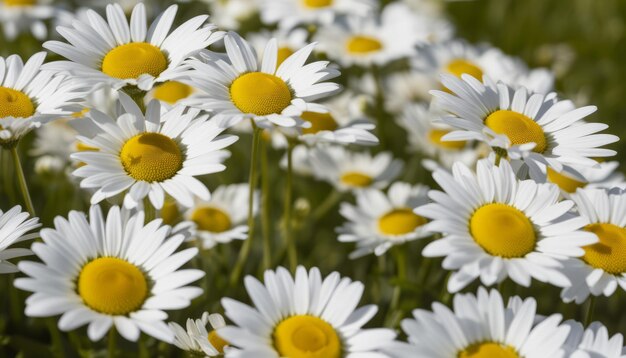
[11,146,35,216]
[122,86,147,114]
[46,318,64,357]
[439,271,453,305]
[385,247,407,326]
[107,327,116,358]
[311,190,342,221]
[584,295,596,327]
[371,65,387,148]
[143,197,156,224]
[260,138,272,272]
[284,141,297,272]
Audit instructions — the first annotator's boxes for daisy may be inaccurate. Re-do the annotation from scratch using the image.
[384,287,571,358]
[0,205,40,274]
[207,0,259,31]
[383,71,437,112]
[169,312,229,357]
[145,81,198,107]
[0,52,87,148]
[432,75,618,181]
[309,146,403,192]
[564,321,626,358]
[546,161,625,196]
[219,266,397,357]
[416,159,598,293]
[71,94,238,209]
[337,182,431,258]
[0,0,56,40]
[560,187,626,304]
[14,205,204,342]
[248,28,309,69]
[259,0,377,30]
[43,3,224,91]
[174,31,341,129]
[279,144,316,176]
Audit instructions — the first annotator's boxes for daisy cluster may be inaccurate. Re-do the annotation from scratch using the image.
[0,0,625,357]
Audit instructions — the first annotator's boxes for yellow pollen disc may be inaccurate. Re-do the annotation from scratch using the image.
[470,203,536,258]
[71,108,91,119]
[302,0,332,8]
[160,198,180,226]
[4,0,35,6]
[153,81,193,105]
[120,133,183,182]
[274,315,341,358]
[208,330,228,354]
[378,208,427,236]
[191,206,232,233]
[230,72,292,116]
[446,59,484,80]
[277,47,295,67]
[301,111,339,134]
[340,171,373,188]
[0,87,35,118]
[428,128,467,150]
[484,110,547,153]
[102,42,168,80]
[346,36,383,54]
[458,342,519,358]
[78,257,148,316]
[583,223,626,275]
[547,168,587,193]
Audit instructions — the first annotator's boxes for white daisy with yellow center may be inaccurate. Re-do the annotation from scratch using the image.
[432,75,618,181]
[219,266,398,357]
[564,321,625,358]
[14,205,204,342]
[384,288,571,358]
[259,0,377,29]
[169,312,229,357]
[0,205,40,274]
[71,94,238,210]
[0,0,56,40]
[545,161,625,197]
[309,146,403,192]
[416,159,598,293]
[43,3,224,91]
[337,182,431,258]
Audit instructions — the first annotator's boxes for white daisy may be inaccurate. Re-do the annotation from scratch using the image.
[219,266,397,357]
[383,71,437,112]
[14,205,204,342]
[279,144,316,176]
[564,321,626,358]
[416,159,598,293]
[337,182,431,258]
[248,28,308,70]
[546,161,625,197]
[71,94,238,210]
[169,312,229,357]
[0,205,40,274]
[175,31,341,129]
[0,0,56,40]
[384,287,571,358]
[432,75,618,181]
[207,0,259,31]
[259,0,377,30]
[43,3,224,91]
[309,146,403,192]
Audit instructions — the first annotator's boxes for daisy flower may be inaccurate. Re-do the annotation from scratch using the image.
[546,161,625,197]
[0,0,56,40]
[44,3,224,91]
[384,287,571,358]
[309,146,403,192]
[561,187,626,304]
[71,94,238,209]
[175,31,341,129]
[280,144,316,176]
[416,159,598,293]
[432,75,618,180]
[14,205,204,342]
[0,52,87,148]
[337,182,431,258]
[145,81,198,107]
[564,321,626,358]
[383,71,437,112]
[208,0,259,30]
[259,0,377,30]
[219,266,397,357]
[169,312,229,357]
[248,28,308,70]
[0,205,40,274]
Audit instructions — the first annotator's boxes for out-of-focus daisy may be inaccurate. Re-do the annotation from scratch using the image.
[383,71,436,112]
[432,75,618,181]
[176,31,341,129]
[337,182,430,258]
[416,159,597,292]
[546,161,625,196]
[0,0,56,40]
[0,52,86,148]
[564,321,626,358]
[385,287,571,358]
[259,0,377,29]
[310,146,403,192]
[71,94,237,209]
[248,28,308,69]
[279,144,316,176]
[209,0,258,31]
[0,206,40,274]
[219,266,397,357]
[561,187,626,304]
[169,312,229,357]
[44,3,223,91]
[14,205,204,342]
[145,81,197,107]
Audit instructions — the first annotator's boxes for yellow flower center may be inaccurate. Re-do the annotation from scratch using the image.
[378,208,427,236]
[120,133,183,182]
[274,315,341,358]
[0,87,35,118]
[470,203,536,258]
[458,342,519,358]
[102,42,168,80]
[428,128,467,150]
[230,72,292,116]
[191,207,232,233]
[78,257,148,316]
[583,223,626,275]
[208,330,228,353]
[445,59,484,80]
[346,36,383,55]
[301,111,339,134]
[71,108,91,119]
[340,171,372,188]
[4,0,35,6]
[484,110,547,153]
[547,168,587,193]
[302,0,332,8]
[277,47,295,68]
[152,81,193,104]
